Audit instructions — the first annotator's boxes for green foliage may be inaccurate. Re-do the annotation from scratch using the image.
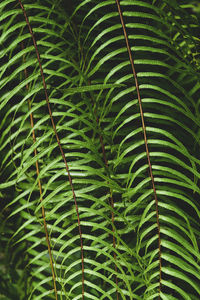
[0,0,200,299]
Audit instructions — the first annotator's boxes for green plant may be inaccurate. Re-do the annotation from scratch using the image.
[0,0,200,299]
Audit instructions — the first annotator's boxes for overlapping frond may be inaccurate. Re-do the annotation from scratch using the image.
[0,0,200,299]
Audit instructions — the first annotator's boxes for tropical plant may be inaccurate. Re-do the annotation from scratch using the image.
[0,0,200,299]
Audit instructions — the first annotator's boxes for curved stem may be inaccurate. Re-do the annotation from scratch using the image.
[115,0,162,298]
[18,1,85,298]
[21,41,58,300]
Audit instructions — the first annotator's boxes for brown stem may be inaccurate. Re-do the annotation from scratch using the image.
[98,123,118,299]
[18,1,84,298]
[21,41,58,300]
[115,0,162,298]
[89,83,119,299]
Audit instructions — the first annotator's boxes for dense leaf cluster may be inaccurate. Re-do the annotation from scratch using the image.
[0,0,200,299]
